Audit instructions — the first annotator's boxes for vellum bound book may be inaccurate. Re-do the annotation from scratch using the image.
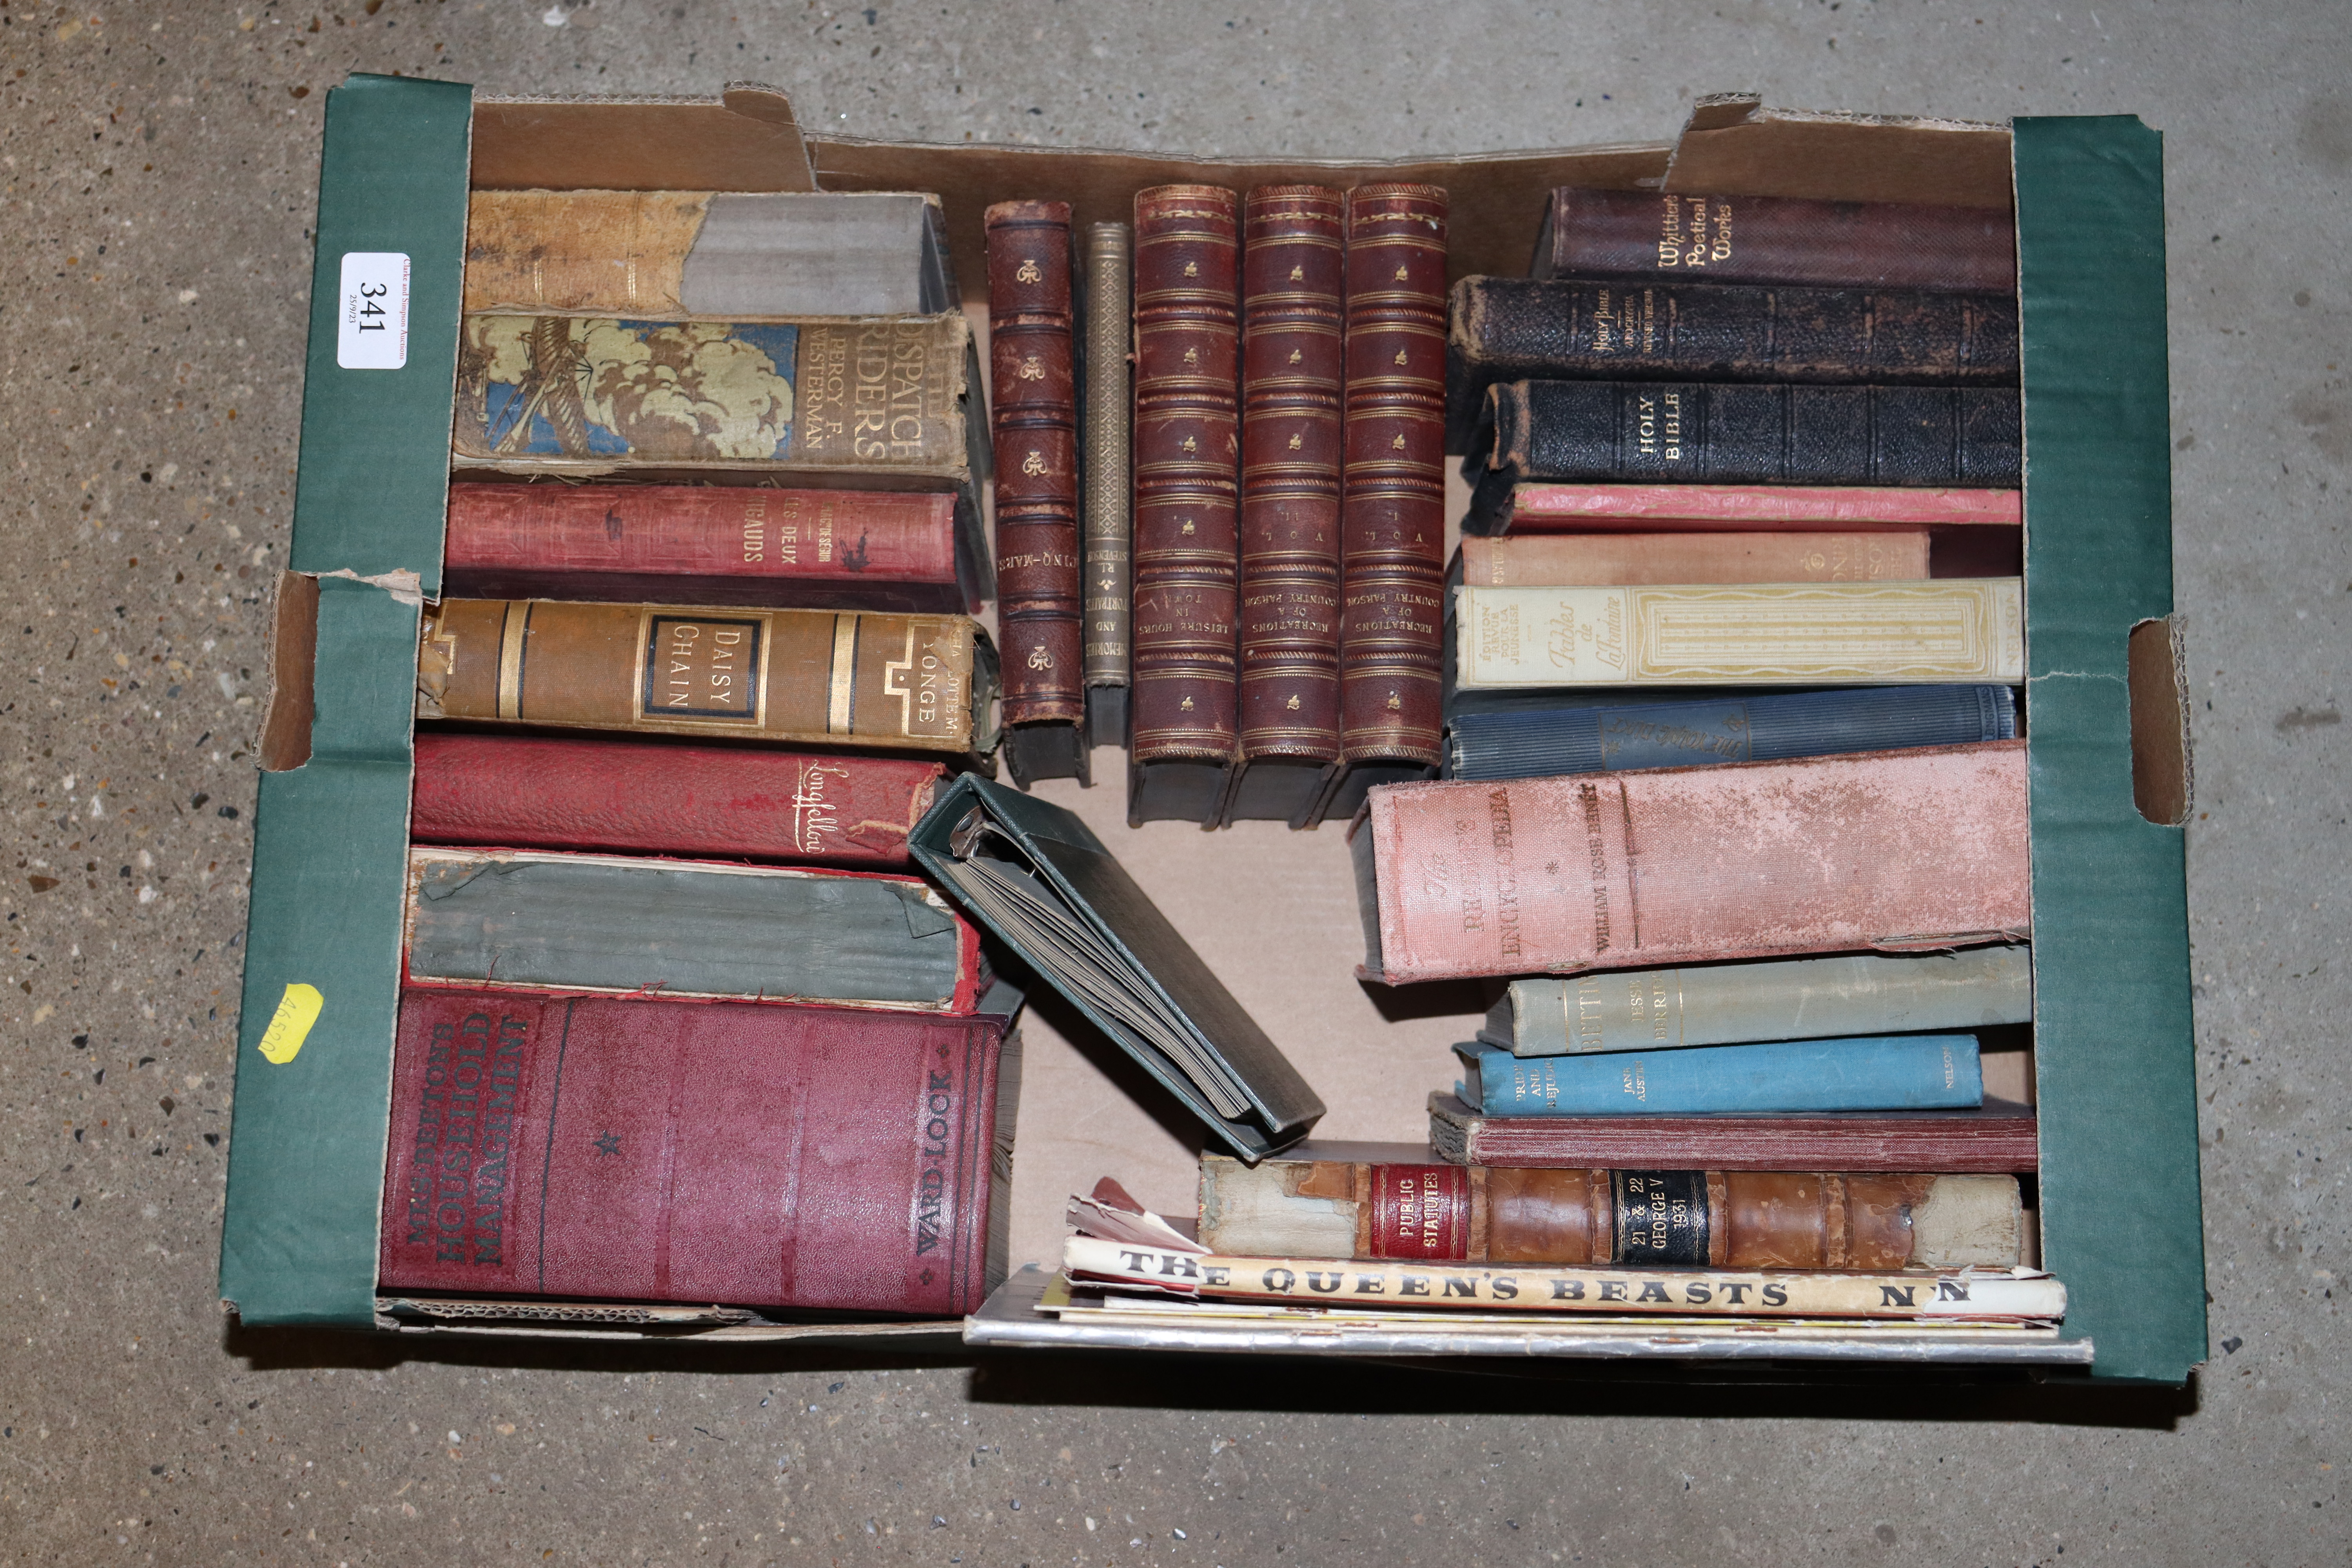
[1453,579,2025,688]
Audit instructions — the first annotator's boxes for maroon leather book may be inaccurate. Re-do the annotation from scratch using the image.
[1129,185,1242,825]
[1430,1093,2038,1173]
[441,481,967,612]
[1227,185,1345,826]
[1325,184,1449,822]
[378,988,1013,1314]
[985,200,1089,784]
[1536,187,2016,293]
[409,732,943,867]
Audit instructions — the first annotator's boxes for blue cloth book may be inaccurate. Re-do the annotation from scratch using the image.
[1445,685,2016,782]
[1451,1035,1984,1116]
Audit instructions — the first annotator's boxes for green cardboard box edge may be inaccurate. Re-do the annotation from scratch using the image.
[2015,116,2208,1383]
[220,80,2211,1377]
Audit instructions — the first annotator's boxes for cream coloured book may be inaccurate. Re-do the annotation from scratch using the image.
[1453,579,2025,688]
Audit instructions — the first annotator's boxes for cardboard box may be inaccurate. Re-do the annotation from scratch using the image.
[220,78,2202,1381]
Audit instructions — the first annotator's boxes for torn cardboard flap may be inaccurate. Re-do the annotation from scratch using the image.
[2128,613,2193,826]
[1665,95,2014,208]
[472,81,817,193]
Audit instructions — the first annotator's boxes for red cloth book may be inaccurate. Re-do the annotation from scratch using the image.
[1499,481,2021,532]
[1429,1093,2039,1173]
[441,481,969,612]
[1352,741,2031,985]
[410,732,944,867]
[377,988,1014,1314]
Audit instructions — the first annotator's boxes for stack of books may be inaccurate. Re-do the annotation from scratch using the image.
[382,189,1025,1321]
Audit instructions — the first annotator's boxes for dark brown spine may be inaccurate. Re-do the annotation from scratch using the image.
[1543,187,2017,293]
[1131,185,1242,765]
[985,200,1084,726]
[1339,184,1449,768]
[1237,186,1345,768]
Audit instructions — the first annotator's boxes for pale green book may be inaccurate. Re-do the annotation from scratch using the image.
[1481,946,2033,1057]
[1452,579,2025,687]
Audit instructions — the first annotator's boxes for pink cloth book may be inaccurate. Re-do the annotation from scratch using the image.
[1351,741,2030,984]
[1504,483,2022,531]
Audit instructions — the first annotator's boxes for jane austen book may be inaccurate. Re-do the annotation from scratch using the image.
[378,987,1014,1314]
[409,732,944,868]
[442,481,969,613]
[1452,580,2025,688]
[402,847,987,1014]
[463,190,960,317]
[414,598,999,758]
[1353,742,2031,984]
[1199,1144,2022,1269]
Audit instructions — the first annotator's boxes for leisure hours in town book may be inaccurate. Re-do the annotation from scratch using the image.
[377,986,1016,1315]
[415,598,999,758]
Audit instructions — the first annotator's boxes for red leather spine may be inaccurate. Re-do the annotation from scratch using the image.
[409,731,943,867]
[1339,184,1449,767]
[1365,1162,1473,1260]
[441,482,964,611]
[1130,185,1242,765]
[985,200,1085,726]
[1237,185,1345,766]
[1546,187,2017,293]
[377,989,1006,1314]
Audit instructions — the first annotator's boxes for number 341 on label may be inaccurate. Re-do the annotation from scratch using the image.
[336,250,410,370]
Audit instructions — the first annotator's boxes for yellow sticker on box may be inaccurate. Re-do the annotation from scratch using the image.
[256,983,324,1064]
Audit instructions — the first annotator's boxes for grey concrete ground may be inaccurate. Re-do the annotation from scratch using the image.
[4,1,2348,1563]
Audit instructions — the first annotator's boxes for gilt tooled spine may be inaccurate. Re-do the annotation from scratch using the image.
[1238,186,1345,764]
[1355,1163,1949,1270]
[1131,186,1242,763]
[1445,275,2020,450]
[1476,381,2023,493]
[986,201,1085,727]
[1540,187,2018,293]
[1339,183,1450,768]
[1082,222,1135,697]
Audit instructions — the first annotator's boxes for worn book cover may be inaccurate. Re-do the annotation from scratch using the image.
[1353,741,2032,984]
[1428,1092,2040,1174]
[414,597,998,757]
[377,987,1013,1314]
[1458,531,1930,586]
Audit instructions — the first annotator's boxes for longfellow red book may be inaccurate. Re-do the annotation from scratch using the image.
[410,733,944,867]
[441,481,969,612]
[377,988,1014,1314]
[1353,742,2030,984]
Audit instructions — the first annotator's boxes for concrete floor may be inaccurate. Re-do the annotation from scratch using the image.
[4,1,2348,1562]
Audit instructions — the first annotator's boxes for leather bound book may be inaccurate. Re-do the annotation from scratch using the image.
[1458,530,1929,586]
[1352,741,2032,985]
[1496,480,2022,534]
[377,987,1014,1314]
[1200,1144,2022,1269]
[1128,185,1243,826]
[1444,277,2020,450]
[1463,381,2024,531]
[987,199,1090,788]
[410,732,944,867]
[464,190,960,317]
[1325,183,1451,825]
[1227,185,1346,826]
[1081,221,1135,742]
[402,846,987,1014]
[1445,685,2018,784]
[1428,1092,2040,1174]
[415,598,999,760]
[1453,579,2025,688]
[442,481,969,613]
[1534,187,2017,294]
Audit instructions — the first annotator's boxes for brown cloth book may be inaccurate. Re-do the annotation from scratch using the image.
[1128,185,1242,825]
[1534,187,2017,293]
[1323,183,1450,825]
[415,598,999,760]
[987,199,1090,787]
[1199,1145,2022,1270]
[1429,1093,2040,1174]
[1227,185,1346,826]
